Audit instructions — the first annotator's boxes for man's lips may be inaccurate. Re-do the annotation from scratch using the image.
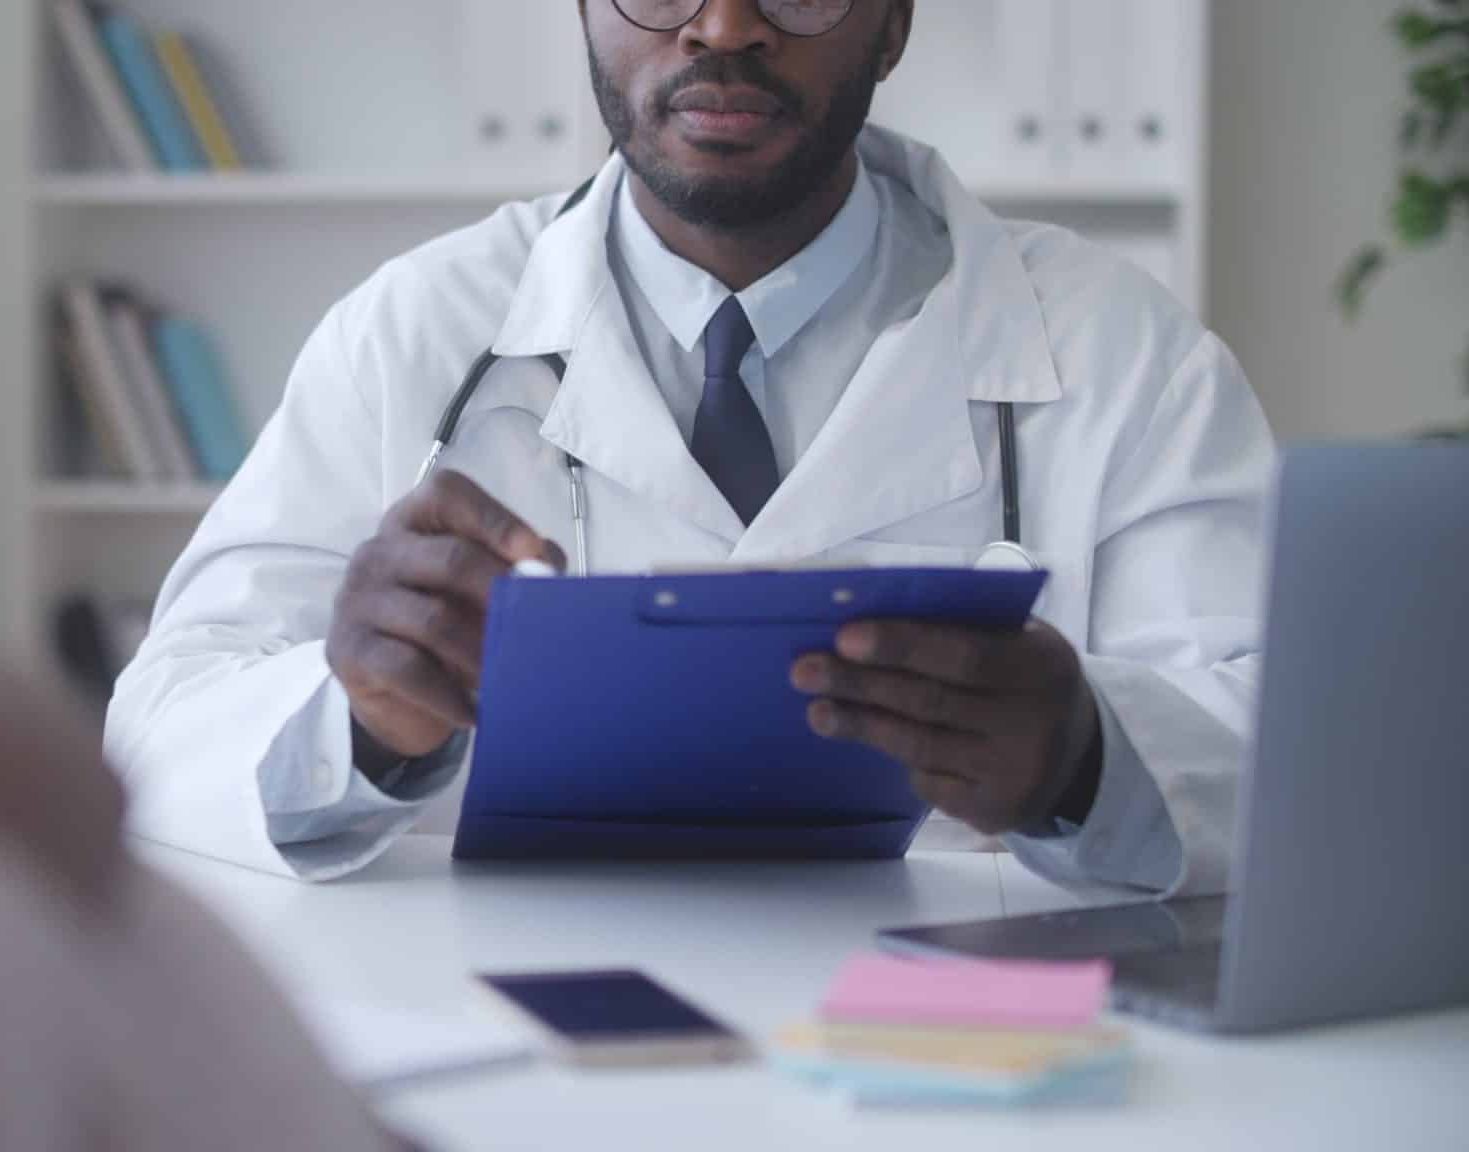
[667,84,785,118]
[666,85,788,144]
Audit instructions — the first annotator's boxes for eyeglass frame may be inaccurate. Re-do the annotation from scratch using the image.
[610,0,857,39]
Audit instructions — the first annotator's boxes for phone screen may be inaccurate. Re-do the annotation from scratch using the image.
[480,970,737,1043]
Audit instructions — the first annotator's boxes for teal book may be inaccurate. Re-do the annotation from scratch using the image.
[97,8,208,172]
[152,318,246,481]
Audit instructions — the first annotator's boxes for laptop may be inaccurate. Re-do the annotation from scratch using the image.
[881,443,1469,1034]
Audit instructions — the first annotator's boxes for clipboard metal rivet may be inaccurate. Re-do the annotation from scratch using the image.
[655,590,679,608]
[832,588,856,605]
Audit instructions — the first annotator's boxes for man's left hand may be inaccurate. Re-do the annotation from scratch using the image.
[791,619,1102,835]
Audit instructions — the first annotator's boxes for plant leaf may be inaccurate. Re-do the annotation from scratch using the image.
[1397,10,1440,47]
[1404,107,1429,148]
[1429,102,1462,145]
[1410,62,1462,111]
[1393,169,1454,244]
[1338,246,1388,319]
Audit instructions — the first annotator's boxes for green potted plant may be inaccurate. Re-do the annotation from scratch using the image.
[1340,0,1469,437]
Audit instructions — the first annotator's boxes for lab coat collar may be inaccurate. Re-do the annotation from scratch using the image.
[613,160,881,360]
[492,158,624,359]
[542,279,749,544]
[491,127,1063,555]
[494,157,747,542]
[855,124,1063,406]
[732,263,983,563]
[493,126,1064,406]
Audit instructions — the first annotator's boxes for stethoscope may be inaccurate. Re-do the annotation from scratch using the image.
[416,179,1033,576]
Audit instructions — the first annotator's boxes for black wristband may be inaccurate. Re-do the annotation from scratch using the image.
[350,719,416,794]
[1051,717,1105,827]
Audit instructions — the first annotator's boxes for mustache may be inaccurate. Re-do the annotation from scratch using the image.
[652,55,805,118]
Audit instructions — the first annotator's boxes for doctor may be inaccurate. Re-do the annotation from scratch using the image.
[107,0,1273,889]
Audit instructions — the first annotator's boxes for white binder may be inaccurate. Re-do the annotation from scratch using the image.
[870,0,1005,184]
[453,1,595,186]
[1060,0,1127,185]
[1122,0,1192,184]
[995,0,1062,184]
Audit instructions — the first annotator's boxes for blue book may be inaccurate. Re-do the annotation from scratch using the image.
[97,9,208,172]
[152,318,246,481]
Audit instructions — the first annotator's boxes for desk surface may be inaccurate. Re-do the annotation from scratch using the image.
[145,837,1469,1152]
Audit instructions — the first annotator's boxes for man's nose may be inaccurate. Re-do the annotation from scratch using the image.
[679,0,777,55]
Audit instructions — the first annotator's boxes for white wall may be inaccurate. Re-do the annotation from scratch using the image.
[0,0,33,663]
[1210,0,1469,440]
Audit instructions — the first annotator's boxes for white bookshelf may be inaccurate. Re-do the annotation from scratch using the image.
[2,0,1211,674]
[31,172,1194,210]
[30,173,573,208]
[33,481,223,515]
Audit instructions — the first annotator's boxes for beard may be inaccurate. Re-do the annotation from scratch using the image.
[588,35,885,231]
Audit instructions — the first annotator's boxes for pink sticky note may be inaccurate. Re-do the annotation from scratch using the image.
[820,953,1112,1032]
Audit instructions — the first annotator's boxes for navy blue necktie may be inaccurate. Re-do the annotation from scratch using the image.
[691,296,780,526]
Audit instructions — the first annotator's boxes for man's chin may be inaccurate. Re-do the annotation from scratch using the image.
[661,128,798,177]
[625,130,825,229]
[645,174,804,229]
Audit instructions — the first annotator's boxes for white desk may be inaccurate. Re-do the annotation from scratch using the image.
[146,837,1469,1152]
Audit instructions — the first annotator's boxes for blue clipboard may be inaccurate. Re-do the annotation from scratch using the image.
[453,567,1047,861]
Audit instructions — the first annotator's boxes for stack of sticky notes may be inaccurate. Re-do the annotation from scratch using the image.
[773,954,1130,1107]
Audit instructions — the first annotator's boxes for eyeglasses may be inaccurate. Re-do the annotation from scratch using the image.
[612,0,856,38]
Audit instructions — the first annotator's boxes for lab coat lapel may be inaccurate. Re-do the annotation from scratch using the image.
[492,131,1066,560]
[858,125,1066,407]
[494,155,745,546]
[542,286,746,544]
[732,284,983,564]
[733,128,1066,564]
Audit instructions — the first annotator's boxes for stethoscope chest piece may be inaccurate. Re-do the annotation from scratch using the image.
[974,540,1041,572]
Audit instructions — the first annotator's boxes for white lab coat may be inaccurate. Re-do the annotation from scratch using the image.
[106,127,1274,891]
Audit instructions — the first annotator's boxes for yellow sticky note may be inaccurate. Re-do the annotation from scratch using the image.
[777,1022,1129,1078]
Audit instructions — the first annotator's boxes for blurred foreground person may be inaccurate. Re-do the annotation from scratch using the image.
[0,669,406,1152]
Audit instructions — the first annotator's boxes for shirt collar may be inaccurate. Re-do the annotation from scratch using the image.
[612,160,881,360]
[494,130,1063,406]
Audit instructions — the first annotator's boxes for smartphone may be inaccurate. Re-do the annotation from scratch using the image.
[479,969,750,1068]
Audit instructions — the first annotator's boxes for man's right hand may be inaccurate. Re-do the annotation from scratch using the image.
[326,470,565,761]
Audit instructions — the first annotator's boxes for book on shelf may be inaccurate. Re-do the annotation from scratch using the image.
[96,8,209,172]
[154,31,244,171]
[50,0,156,171]
[51,279,248,487]
[58,279,164,480]
[52,300,125,477]
[153,316,248,483]
[50,1,254,174]
[105,292,198,480]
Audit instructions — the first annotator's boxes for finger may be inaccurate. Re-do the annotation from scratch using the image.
[541,537,570,573]
[807,699,985,780]
[354,634,476,729]
[364,587,484,691]
[384,532,509,609]
[834,619,1020,688]
[908,768,987,828]
[791,654,991,733]
[390,470,560,567]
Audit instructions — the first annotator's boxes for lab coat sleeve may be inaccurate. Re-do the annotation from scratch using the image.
[104,294,456,881]
[1006,332,1274,897]
[260,677,468,865]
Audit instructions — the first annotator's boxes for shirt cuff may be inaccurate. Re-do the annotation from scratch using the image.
[1003,676,1184,893]
[262,676,468,850]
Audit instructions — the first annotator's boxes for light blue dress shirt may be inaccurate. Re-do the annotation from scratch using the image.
[610,161,882,479]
